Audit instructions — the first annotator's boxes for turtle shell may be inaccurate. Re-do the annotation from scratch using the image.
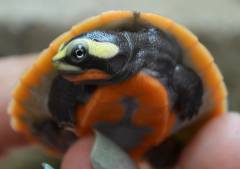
[8,11,227,159]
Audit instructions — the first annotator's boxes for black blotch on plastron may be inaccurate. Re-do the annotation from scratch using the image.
[94,97,152,150]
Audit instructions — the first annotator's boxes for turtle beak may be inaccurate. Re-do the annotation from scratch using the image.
[52,52,83,74]
[52,52,64,69]
[52,49,66,63]
[53,61,83,74]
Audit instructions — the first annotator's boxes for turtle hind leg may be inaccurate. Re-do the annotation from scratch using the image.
[144,137,184,169]
[172,65,203,120]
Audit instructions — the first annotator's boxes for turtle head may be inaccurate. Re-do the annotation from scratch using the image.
[52,31,127,83]
[52,31,143,84]
[53,32,120,71]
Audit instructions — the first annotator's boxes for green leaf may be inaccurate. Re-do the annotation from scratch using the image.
[91,131,138,169]
[42,163,55,169]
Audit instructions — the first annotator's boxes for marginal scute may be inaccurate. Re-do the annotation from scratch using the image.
[10,116,28,133]
[203,63,223,86]
[34,50,54,75]
[140,13,174,31]
[12,82,30,102]
[71,16,103,35]
[50,32,74,52]
[188,44,214,73]
[20,65,41,87]
[168,22,199,50]
[101,11,133,25]
[8,99,26,116]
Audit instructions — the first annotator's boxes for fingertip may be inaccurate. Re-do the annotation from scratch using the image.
[0,104,27,156]
[176,113,240,169]
[61,136,94,169]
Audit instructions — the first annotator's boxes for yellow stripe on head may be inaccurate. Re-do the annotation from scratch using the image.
[86,40,119,59]
[64,38,119,59]
[53,38,119,64]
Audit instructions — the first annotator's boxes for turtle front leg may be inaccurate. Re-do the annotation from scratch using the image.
[48,75,95,126]
[172,65,203,120]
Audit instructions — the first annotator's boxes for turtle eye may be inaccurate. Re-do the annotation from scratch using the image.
[70,45,87,63]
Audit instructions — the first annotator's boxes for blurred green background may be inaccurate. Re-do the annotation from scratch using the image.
[0,0,239,168]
